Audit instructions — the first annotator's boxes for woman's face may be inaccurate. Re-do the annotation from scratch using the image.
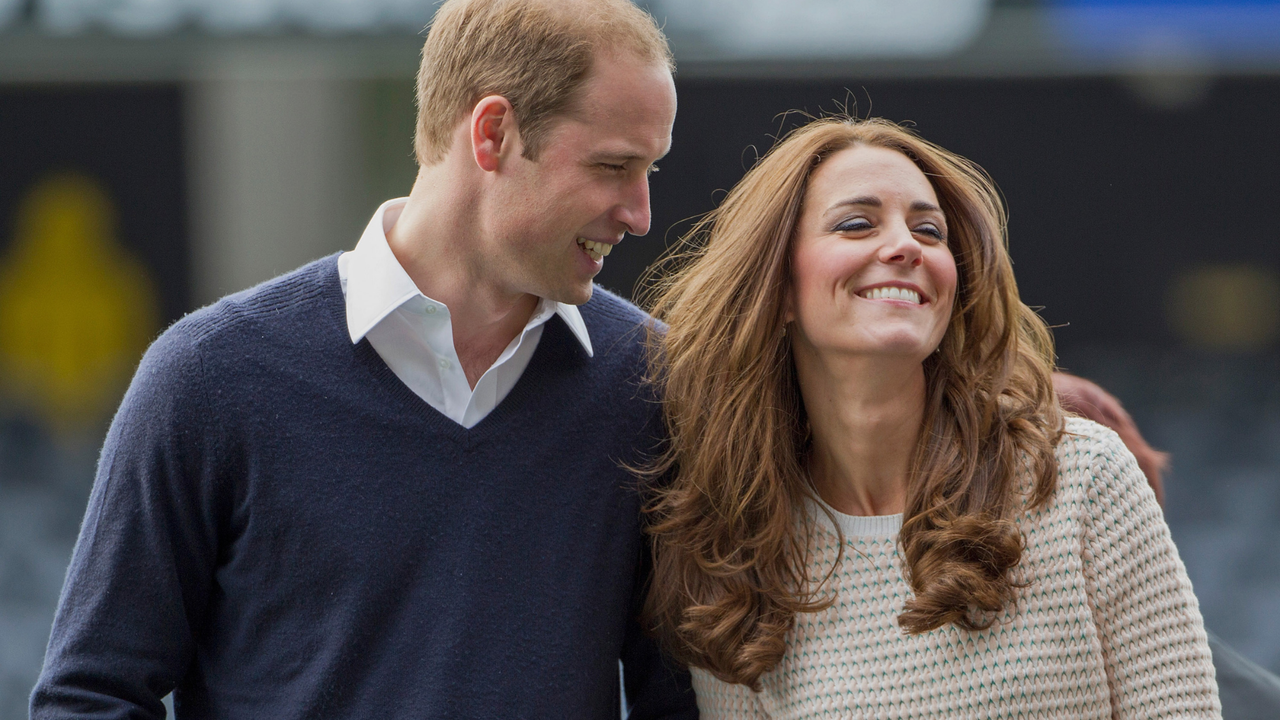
[786,144,957,365]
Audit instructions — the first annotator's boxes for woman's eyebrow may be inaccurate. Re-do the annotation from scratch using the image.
[829,197,942,214]
[832,196,880,209]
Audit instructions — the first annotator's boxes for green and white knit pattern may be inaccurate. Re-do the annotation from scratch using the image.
[692,418,1221,719]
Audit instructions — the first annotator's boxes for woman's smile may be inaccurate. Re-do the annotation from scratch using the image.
[854,282,927,305]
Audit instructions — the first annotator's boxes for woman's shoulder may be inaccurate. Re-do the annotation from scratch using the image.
[1053,415,1156,508]
[1055,415,1128,464]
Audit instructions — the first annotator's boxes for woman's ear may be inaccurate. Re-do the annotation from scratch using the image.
[781,283,796,327]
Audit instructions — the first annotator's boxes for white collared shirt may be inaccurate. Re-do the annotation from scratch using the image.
[337,198,593,428]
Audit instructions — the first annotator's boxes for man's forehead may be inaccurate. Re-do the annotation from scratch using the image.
[568,122,671,160]
[555,106,673,161]
[574,53,674,112]
[568,83,675,123]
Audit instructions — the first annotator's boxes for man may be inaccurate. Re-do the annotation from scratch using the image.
[31,0,694,717]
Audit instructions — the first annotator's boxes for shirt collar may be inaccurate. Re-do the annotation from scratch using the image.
[550,296,593,357]
[341,197,593,357]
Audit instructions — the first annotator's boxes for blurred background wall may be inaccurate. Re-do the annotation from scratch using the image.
[1,0,1279,716]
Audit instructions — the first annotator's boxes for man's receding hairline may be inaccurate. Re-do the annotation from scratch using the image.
[415,0,674,164]
[556,47,674,124]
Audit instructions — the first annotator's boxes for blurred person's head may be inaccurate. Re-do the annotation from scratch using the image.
[1053,372,1169,505]
[642,116,1062,688]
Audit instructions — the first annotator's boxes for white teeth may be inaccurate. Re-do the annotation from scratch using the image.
[860,286,922,304]
[576,238,613,259]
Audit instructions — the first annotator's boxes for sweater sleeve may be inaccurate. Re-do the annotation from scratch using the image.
[1079,429,1221,719]
[621,532,700,719]
[689,669,770,719]
[31,324,231,719]
[621,619,700,719]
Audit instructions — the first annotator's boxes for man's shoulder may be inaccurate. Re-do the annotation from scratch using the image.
[139,255,345,394]
[579,284,661,341]
[168,255,341,348]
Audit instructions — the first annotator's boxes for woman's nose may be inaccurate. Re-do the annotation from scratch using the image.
[878,223,924,266]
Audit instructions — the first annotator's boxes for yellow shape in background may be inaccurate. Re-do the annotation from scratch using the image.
[1167,264,1280,352]
[0,172,159,432]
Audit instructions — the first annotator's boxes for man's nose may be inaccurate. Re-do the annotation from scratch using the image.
[616,176,652,237]
[879,223,924,266]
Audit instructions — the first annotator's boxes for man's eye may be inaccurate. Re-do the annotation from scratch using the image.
[600,163,627,173]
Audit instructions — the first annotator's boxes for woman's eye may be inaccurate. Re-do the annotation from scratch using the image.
[915,224,946,242]
[835,218,873,233]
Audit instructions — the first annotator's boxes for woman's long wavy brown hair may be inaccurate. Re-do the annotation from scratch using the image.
[639,117,1064,690]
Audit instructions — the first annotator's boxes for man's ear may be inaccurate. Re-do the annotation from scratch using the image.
[471,95,517,173]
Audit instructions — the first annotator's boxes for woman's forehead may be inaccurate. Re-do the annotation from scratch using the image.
[806,145,939,209]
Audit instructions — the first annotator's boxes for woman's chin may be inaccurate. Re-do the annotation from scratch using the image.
[826,336,940,363]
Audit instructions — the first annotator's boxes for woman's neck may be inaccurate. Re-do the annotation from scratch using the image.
[795,351,926,517]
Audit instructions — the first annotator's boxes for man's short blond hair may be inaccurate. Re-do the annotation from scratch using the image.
[414,0,674,165]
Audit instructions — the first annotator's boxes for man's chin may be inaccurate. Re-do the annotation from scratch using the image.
[537,280,594,306]
[563,283,594,306]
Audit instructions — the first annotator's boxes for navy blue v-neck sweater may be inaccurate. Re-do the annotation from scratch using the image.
[32,255,696,719]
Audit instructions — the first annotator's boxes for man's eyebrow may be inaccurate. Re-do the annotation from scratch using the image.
[591,152,641,162]
[591,146,670,164]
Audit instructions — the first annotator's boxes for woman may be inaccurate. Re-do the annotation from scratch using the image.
[642,117,1220,718]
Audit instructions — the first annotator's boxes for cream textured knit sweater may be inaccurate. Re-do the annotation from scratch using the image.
[691,418,1221,718]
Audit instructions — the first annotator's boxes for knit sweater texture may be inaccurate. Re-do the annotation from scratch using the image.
[692,417,1221,719]
[32,255,696,720]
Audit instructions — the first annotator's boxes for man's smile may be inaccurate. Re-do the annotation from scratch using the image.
[577,238,614,262]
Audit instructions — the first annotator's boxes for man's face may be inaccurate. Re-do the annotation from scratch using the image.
[483,53,677,305]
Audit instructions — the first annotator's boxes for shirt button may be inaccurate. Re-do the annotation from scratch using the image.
[438,358,451,369]
[425,304,437,314]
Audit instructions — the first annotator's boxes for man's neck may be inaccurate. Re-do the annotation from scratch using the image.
[385,166,540,389]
